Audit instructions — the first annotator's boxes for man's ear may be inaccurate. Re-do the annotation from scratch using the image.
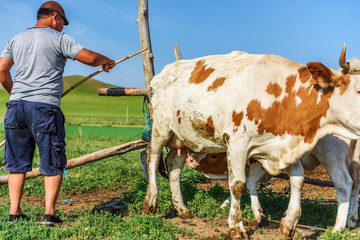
[52,14,59,23]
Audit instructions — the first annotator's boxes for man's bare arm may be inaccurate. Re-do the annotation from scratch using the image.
[75,48,115,72]
[0,57,14,94]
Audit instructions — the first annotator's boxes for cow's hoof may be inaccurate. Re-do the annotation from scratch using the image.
[279,219,295,237]
[229,227,247,239]
[178,211,194,219]
[348,216,357,229]
[142,201,157,215]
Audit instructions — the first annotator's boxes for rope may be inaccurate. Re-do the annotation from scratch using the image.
[63,169,69,181]
[57,199,73,205]
[142,95,152,142]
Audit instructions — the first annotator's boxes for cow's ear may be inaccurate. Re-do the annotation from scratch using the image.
[307,62,338,89]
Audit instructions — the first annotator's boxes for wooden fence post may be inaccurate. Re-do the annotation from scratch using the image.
[138,0,155,179]
[138,0,155,88]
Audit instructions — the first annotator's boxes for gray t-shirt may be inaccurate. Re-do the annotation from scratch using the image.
[1,27,83,107]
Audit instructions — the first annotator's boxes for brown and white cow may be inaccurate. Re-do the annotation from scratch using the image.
[143,45,360,239]
[184,135,360,233]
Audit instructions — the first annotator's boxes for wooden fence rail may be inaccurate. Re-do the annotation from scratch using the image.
[98,87,148,96]
[0,139,148,185]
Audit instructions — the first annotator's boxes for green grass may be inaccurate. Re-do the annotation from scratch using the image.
[0,206,193,240]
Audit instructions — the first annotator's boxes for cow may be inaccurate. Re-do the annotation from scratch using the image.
[184,135,360,233]
[143,44,360,239]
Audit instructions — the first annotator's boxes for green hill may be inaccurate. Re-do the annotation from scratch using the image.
[63,75,118,95]
[0,75,145,126]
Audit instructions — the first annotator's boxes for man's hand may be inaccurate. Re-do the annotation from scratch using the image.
[102,59,115,72]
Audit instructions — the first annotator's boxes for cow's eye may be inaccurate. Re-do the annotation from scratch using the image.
[356,89,360,96]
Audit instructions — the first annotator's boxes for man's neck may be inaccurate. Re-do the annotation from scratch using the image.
[33,19,52,29]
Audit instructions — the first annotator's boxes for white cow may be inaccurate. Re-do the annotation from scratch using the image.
[183,135,360,233]
[143,45,360,239]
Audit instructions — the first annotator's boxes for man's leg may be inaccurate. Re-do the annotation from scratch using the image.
[44,174,63,215]
[8,172,26,215]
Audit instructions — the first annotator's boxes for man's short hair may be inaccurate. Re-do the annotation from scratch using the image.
[37,8,55,21]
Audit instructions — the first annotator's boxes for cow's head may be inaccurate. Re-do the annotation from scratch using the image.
[186,152,228,175]
[307,44,360,138]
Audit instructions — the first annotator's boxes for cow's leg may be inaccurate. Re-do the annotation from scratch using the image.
[165,150,193,218]
[280,160,304,237]
[322,160,352,232]
[246,162,268,226]
[142,125,172,215]
[347,161,360,229]
[220,195,231,208]
[227,141,248,239]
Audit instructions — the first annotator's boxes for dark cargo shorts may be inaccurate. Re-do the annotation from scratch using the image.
[4,100,66,176]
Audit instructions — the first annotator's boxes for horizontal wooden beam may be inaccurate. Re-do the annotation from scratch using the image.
[98,87,148,96]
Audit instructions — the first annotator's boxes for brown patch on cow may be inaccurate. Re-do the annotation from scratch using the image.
[207,77,226,91]
[230,206,243,223]
[232,111,244,132]
[194,153,228,175]
[246,67,334,143]
[336,75,350,95]
[189,60,215,84]
[266,83,282,97]
[207,116,214,132]
[191,116,215,139]
[230,180,245,200]
[176,110,181,124]
[298,67,312,83]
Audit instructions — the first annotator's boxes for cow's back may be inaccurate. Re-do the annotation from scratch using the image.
[149,51,303,154]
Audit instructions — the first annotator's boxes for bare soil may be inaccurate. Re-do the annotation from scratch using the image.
[3,165,337,239]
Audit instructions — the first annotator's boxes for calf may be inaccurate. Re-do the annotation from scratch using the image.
[184,135,360,232]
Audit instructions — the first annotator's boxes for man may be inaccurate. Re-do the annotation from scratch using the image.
[0,1,115,225]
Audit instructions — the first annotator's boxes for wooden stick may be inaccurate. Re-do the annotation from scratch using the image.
[61,48,147,98]
[266,219,327,232]
[0,139,5,148]
[98,87,148,96]
[0,139,148,185]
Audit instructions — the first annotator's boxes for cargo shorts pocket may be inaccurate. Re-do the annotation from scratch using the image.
[32,106,56,133]
[52,141,67,169]
[4,102,19,129]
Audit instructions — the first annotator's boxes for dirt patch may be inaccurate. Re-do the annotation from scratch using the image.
[167,216,319,240]
[14,188,127,214]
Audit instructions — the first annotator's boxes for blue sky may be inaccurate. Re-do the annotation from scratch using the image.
[1,0,360,88]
